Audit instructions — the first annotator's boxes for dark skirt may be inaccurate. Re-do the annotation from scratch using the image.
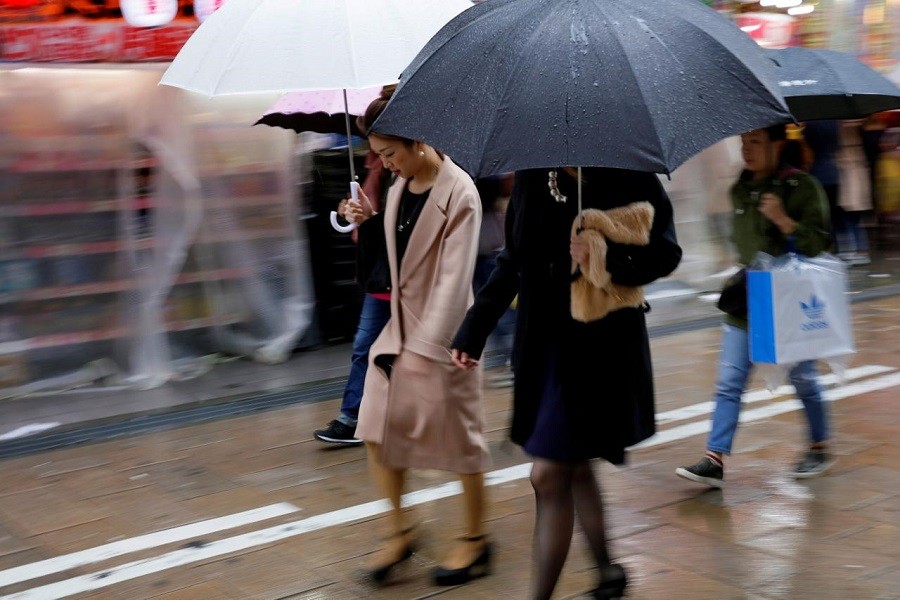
[522,345,615,463]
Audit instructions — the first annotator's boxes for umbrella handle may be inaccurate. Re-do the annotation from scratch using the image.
[330,182,360,233]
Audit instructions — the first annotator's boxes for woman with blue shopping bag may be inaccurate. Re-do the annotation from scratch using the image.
[676,124,834,488]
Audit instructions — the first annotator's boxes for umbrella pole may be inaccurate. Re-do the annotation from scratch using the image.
[343,88,357,187]
[327,89,360,234]
[577,166,583,227]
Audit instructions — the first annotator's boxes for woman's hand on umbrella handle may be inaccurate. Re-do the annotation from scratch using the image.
[356,186,376,220]
[570,234,590,270]
[330,205,357,233]
[343,187,376,225]
[451,348,479,370]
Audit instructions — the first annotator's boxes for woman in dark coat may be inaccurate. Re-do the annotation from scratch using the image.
[452,166,681,599]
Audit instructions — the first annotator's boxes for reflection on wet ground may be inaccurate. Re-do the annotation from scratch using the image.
[0,297,897,599]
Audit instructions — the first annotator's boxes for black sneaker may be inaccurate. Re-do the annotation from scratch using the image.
[793,450,834,479]
[675,457,724,489]
[313,420,363,445]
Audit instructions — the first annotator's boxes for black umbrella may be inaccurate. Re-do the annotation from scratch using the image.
[372,0,791,179]
[767,47,900,121]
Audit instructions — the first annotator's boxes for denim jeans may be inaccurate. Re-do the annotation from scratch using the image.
[707,323,829,455]
[474,252,516,356]
[338,294,391,426]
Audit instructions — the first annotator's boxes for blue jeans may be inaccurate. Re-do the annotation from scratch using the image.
[707,324,829,455]
[474,253,516,356]
[338,294,391,426]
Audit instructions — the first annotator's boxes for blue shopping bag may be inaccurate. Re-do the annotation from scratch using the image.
[748,253,855,365]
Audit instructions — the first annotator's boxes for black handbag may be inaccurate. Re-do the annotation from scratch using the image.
[716,268,747,319]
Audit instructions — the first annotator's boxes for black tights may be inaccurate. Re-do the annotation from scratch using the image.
[530,459,610,600]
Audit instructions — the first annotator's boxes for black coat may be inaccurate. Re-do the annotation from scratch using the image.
[452,168,682,464]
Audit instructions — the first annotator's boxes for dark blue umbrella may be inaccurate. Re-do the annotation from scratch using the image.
[767,47,900,121]
[373,0,791,177]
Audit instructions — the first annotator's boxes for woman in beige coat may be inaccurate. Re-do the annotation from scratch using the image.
[346,93,490,587]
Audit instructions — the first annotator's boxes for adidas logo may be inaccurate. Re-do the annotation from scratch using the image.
[800,295,826,320]
[800,295,829,331]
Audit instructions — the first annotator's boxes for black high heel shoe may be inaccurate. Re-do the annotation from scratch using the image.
[369,527,416,584]
[432,535,492,586]
[592,563,628,599]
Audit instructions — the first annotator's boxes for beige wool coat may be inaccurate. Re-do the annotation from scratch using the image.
[356,157,490,474]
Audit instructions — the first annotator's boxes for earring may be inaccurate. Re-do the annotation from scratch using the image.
[419,150,425,157]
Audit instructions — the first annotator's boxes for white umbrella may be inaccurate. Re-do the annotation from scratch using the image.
[159,0,473,96]
[160,0,472,231]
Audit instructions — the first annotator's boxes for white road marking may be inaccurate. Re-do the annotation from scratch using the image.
[644,288,697,301]
[0,424,61,441]
[0,465,533,600]
[0,503,299,589]
[634,371,900,449]
[655,365,895,425]
[3,368,899,599]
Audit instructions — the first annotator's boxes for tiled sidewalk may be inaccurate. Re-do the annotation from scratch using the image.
[0,297,897,599]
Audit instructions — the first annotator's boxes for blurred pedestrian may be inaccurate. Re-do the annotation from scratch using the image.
[804,119,843,251]
[860,113,886,216]
[353,92,492,587]
[313,89,396,445]
[836,120,872,265]
[474,174,516,387]
[676,124,833,489]
[452,166,682,600]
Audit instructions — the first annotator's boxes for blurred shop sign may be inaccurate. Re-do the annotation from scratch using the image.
[0,20,196,61]
[736,12,797,49]
[193,0,224,23]
[120,0,178,27]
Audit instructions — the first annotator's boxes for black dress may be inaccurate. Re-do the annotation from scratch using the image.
[452,168,682,464]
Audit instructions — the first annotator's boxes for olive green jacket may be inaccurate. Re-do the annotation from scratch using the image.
[725,167,831,329]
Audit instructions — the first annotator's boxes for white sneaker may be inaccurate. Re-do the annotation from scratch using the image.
[849,252,871,266]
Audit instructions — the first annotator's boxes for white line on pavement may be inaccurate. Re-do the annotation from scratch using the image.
[634,371,900,449]
[0,464,533,600]
[644,288,697,301]
[0,424,61,441]
[0,503,299,589]
[655,365,895,425]
[4,369,899,599]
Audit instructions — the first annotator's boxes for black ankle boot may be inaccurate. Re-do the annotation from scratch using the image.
[369,527,415,583]
[432,535,492,586]
[592,563,627,599]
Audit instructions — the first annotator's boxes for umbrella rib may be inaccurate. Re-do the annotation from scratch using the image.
[343,0,360,89]
[478,2,557,173]
[802,50,846,97]
[822,51,856,96]
[682,16,789,117]
[211,0,278,95]
[589,0,664,166]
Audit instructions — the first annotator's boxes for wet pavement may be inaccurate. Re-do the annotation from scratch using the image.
[0,295,897,599]
[1,246,898,447]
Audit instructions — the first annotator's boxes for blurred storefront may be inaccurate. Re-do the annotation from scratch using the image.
[0,0,897,396]
[0,3,322,396]
[668,0,899,287]
[720,0,898,68]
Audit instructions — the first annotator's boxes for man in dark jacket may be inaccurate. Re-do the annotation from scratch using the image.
[676,124,833,488]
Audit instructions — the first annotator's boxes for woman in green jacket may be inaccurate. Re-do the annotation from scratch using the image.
[676,124,833,488]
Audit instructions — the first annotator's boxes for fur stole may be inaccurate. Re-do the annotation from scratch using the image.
[570,201,654,322]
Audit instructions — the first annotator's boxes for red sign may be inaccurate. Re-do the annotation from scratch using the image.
[735,12,797,49]
[0,18,196,61]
